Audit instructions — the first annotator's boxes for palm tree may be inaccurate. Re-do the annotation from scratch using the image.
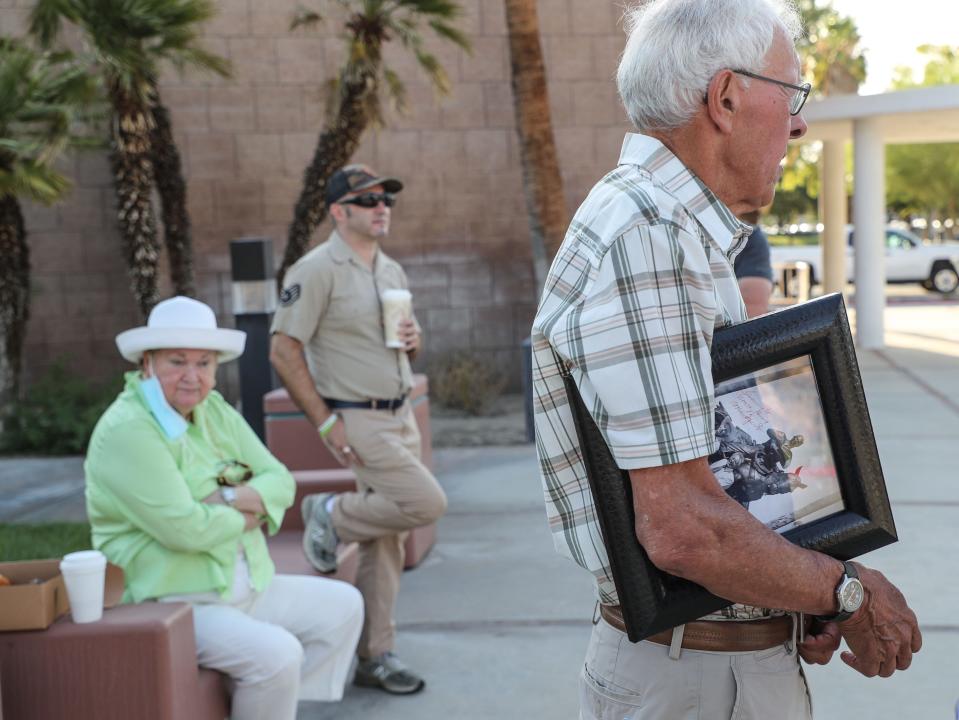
[504,0,566,289]
[0,40,98,408]
[150,101,199,297]
[771,0,866,222]
[278,0,470,287]
[30,0,230,315]
[796,0,866,96]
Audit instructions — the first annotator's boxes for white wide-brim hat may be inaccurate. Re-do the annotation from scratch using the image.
[116,296,246,364]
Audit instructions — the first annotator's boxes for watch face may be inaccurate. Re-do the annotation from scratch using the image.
[840,578,864,612]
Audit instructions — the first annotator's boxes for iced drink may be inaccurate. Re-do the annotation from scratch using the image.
[381,289,412,348]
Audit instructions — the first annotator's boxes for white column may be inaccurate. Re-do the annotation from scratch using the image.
[821,140,848,295]
[852,118,886,349]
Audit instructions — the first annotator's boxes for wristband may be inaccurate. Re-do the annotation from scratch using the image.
[318,413,339,438]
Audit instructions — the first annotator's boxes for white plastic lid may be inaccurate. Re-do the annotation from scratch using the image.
[60,550,107,568]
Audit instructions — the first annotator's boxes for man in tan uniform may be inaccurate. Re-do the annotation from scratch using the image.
[270,164,447,695]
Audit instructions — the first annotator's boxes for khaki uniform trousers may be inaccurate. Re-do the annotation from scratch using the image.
[332,401,447,657]
[580,617,813,720]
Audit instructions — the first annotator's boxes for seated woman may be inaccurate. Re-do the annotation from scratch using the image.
[85,296,363,720]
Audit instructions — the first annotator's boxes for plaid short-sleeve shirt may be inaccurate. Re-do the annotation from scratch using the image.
[533,134,776,620]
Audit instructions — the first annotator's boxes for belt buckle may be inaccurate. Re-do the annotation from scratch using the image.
[371,399,380,410]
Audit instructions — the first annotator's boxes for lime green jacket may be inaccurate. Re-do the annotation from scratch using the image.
[85,372,295,603]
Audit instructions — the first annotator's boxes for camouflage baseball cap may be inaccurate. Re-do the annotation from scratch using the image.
[325,163,403,205]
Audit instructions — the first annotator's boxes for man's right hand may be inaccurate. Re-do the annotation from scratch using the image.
[321,418,363,467]
[838,563,922,678]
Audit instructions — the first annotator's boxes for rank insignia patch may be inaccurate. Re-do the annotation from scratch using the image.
[279,284,301,306]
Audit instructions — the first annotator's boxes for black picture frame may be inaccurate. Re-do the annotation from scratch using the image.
[562,293,897,642]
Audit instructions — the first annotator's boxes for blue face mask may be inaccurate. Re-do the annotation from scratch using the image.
[140,370,189,441]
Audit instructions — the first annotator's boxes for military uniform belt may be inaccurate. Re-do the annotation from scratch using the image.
[324,395,407,412]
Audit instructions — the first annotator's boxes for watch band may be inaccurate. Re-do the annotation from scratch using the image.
[817,561,862,623]
[220,486,237,506]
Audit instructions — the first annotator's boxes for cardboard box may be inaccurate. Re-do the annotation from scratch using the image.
[0,559,124,631]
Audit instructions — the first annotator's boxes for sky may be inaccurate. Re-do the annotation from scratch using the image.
[827,0,959,94]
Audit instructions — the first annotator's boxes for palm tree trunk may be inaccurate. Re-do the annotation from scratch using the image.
[150,98,196,297]
[110,92,160,317]
[505,0,568,291]
[278,74,375,288]
[0,193,29,411]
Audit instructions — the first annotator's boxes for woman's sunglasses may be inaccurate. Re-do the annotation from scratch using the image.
[338,192,396,208]
[215,459,253,486]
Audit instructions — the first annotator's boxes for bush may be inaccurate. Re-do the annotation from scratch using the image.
[430,352,507,416]
[0,362,119,455]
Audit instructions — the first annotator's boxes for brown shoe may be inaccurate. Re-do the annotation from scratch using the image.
[354,652,425,695]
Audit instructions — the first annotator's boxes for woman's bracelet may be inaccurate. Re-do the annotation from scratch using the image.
[317,413,339,438]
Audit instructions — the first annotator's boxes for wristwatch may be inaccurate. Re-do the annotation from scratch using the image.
[220,486,238,507]
[818,561,864,622]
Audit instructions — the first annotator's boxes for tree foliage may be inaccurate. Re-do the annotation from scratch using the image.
[795,0,866,96]
[278,0,470,287]
[769,0,866,222]
[0,40,99,409]
[30,0,230,314]
[886,46,959,235]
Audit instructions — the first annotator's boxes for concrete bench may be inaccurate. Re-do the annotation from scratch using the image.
[264,376,436,570]
[268,532,360,583]
[0,534,360,720]
[0,603,228,720]
[263,374,433,472]
[0,482,367,720]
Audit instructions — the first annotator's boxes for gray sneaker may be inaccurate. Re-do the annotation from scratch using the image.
[301,492,338,573]
[354,652,425,695]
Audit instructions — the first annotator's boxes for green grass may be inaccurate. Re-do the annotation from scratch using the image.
[768,232,822,247]
[0,522,92,562]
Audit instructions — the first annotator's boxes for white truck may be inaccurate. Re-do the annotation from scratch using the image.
[768,225,959,294]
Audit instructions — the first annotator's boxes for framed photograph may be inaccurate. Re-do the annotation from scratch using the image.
[563,293,897,642]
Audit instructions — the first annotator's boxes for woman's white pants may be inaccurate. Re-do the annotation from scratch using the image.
[189,574,363,720]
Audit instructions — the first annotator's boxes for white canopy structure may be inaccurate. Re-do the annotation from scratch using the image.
[801,84,959,347]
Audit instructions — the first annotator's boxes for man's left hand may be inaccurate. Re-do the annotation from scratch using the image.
[799,619,841,665]
[398,319,420,354]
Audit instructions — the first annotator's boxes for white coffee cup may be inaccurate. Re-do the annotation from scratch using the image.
[60,550,107,623]
[381,289,412,349]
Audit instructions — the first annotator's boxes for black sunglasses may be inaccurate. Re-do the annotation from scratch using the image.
[703,69,811,116]
[338,192,396,208]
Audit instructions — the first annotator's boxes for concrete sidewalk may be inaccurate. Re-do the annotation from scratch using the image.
[1,301,957,719]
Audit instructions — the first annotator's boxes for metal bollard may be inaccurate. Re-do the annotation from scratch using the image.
[230,237,277,440]
[521,336,534,444]
[772,260,811,304]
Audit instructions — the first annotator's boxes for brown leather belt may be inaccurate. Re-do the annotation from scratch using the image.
[600,604,805,652]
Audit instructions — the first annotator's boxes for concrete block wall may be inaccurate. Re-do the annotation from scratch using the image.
[5,0,633,397]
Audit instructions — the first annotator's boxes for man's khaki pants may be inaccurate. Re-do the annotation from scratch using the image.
[333,401,447,657]
[580,617,813,720]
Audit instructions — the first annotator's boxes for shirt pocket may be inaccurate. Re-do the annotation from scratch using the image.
[326,281,380,331]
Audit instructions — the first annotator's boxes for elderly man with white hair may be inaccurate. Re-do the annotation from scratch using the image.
[531,1,921,718]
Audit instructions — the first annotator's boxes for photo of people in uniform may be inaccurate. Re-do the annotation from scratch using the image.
[710,357,844,532]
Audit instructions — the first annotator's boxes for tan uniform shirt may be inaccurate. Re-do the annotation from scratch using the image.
[271,231,418,401]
